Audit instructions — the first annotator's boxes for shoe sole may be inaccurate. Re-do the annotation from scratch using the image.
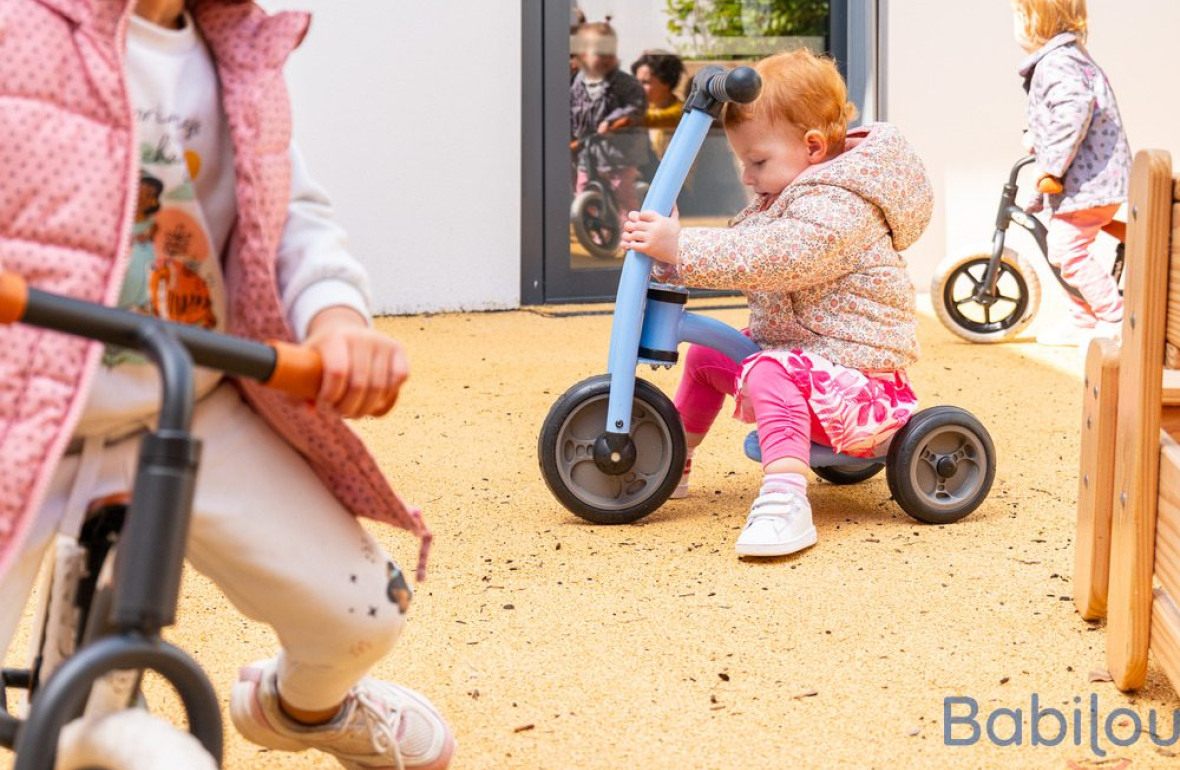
[735,526,818,557]
[229,668,307,753]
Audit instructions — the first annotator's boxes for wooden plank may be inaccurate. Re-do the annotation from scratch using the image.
[1107,149,1174,691]
[1152,588,1180,694]
[1166,369,1180,405]
[1167,204,1180,350]
[1075,337,1120,620]
[1157,433,1180,601]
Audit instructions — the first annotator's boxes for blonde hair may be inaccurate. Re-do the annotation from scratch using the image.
[1011,0,1088,46]
[722,49,857,155]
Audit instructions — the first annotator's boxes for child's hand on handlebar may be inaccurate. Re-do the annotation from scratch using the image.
[305,306,408,418]
[621,208,681,265]
[1036,173,1064,195]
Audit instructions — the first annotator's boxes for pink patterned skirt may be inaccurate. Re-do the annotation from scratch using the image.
[735,349,918,459]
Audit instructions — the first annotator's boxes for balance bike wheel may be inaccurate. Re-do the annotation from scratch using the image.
[886,406,995,524]
[539,375,686,525]
[571,190,621,259]
[931,248,1040,343]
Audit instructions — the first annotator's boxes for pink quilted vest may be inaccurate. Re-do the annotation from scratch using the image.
[0,0,432,581]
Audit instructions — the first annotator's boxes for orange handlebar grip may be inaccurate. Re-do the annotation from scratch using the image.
[0,272,29,324]
[1037,176,1065,195]
[266,340,323,401]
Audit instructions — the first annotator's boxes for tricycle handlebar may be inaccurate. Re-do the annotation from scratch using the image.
[698,66,761,105]
[0,271,322,401]
[684,66,761,116]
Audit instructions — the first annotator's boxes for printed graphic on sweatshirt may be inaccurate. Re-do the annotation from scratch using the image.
[106,127,227,367]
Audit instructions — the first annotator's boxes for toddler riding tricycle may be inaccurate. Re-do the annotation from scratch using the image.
[538,66,996,528]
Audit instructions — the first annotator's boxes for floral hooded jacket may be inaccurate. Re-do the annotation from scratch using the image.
[658,122,933,372]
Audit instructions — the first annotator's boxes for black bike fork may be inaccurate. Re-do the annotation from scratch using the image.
[12,323,223,769]
[974,184,1018,303]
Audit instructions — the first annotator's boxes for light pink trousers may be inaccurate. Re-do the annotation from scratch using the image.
[0,385,406,711]
[1047,203,1124,325]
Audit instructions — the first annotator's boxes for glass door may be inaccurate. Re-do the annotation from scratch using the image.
[523,1,865,304]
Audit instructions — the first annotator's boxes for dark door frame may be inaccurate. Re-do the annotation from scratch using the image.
[521,0,877,305]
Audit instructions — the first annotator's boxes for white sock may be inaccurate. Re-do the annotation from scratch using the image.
[759,472,807,498]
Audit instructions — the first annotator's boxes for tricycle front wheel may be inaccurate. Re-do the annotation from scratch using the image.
[539,375,685,525]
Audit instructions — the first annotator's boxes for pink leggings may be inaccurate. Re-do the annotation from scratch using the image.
[674,344,830,467]
[1047,204,1124,325]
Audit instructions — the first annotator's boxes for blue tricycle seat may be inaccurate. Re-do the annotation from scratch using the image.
[742,430,888,467]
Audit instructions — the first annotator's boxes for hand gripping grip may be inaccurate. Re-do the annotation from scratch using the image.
[265,340,324,401]
[1037,175,1065,195]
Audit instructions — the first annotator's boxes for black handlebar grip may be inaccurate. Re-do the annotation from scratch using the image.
[705,66,762,104]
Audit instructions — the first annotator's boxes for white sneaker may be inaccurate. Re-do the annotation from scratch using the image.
[669,456,692,499]
[1091,320,1122,343]
[1036,320,1093,346]
[735,489,818,557]
[230,659,455,770]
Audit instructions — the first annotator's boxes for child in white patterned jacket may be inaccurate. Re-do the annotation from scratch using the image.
[1012,0,1131,346]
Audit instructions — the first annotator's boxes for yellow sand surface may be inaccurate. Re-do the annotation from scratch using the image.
[5,300,1180,769]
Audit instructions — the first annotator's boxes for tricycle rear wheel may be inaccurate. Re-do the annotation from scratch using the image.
[886,406,995,524]
[813,463,885,485]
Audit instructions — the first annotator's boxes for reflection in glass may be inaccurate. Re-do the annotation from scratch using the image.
[569,1,831,272]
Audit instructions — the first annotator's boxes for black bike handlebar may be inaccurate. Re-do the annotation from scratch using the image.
[698,65,762,105]
[0,272,322,401]
[1008,154,1036,185]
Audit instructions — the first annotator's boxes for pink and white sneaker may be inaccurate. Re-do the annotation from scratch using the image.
[230,659,455,770]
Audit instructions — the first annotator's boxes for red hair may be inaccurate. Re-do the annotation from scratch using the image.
[723,49,857,155]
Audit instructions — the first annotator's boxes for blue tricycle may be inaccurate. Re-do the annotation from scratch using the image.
[538,66,996,527]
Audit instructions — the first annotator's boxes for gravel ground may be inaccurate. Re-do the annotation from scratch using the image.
[5,299,1178,769]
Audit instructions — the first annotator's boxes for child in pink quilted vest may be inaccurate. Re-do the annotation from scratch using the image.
[621,49,933,559]
[0,0,453,767]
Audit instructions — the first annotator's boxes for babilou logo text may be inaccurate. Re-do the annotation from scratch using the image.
[944,694,1180,757]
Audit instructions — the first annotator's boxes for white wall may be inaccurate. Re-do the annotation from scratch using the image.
[262,0,522,314]
[883,0,1180,290]
[262,1,1180,313]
